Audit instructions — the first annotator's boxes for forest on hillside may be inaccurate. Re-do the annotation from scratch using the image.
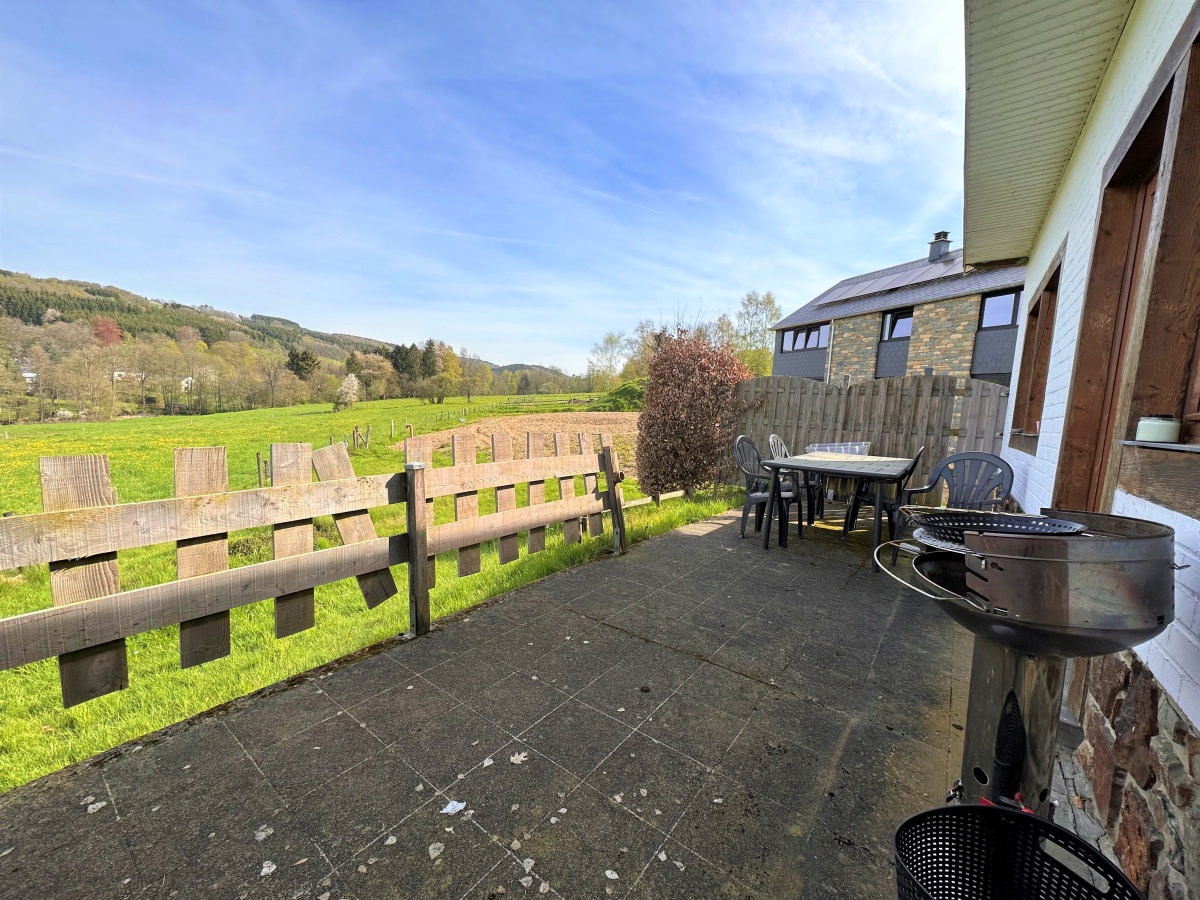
[0,271,585,423]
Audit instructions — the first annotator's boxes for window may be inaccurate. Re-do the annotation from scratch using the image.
[780,323,830,352]
[881,308,913,341]
[1010,269,1058,440]
[979,290,1021,328]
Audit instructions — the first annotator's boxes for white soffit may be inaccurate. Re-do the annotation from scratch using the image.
[963,0,1135,265]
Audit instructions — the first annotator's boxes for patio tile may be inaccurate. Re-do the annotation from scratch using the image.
[626,838,759,899]
[314,648,410,707]
[518,785,669,894]
[585,731,710,832]
[0,767,118,855]
[223,682,341,751]
[749,688,854,755]
[389,702,516,791]
[676,663,769,718]
[523,642,614,695]
[249,710,385,801]
[447,740,581,847]
[421,648,520,701]
[716,723,827,814]
[3,820,141,899]
[388,622,498,672]
[472,672,571,736]
[521,699,632,778]
[348,675,455,745]
[289,747,430,866]
[572,621,648,663]
[672,773,810,896]
[639,692,747,769]
[574,664,673,727]
[650,617,734,660]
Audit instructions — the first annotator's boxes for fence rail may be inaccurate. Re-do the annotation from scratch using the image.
[736,374,1009,488]
[0,432,627,708]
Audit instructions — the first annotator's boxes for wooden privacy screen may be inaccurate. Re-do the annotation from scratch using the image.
[0,434,626,708]
[736,374,1010,490]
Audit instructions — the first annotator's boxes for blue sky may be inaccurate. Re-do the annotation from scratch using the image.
[1,1,965,374]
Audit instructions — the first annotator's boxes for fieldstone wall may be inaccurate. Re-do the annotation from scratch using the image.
[826,297,982,383]
[826,314,881,382]
[907,295,979,378]
[1072,652,1199,898]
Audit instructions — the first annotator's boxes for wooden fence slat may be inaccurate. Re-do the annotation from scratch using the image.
[452,432,481,576]
[40,455,128,706]
[0,536,412,670]
[175,447,231,668]
[423,454,606,496]
[491,433,519,564]
[271,443,315,638]
[428,493,609,555]
[554,433,581,544]
[527,433,546,553]
[579,433,603,536]
[312,443,397,610]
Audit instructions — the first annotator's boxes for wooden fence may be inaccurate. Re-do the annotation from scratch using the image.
[736,374,1009,488]
[0,432,626,708]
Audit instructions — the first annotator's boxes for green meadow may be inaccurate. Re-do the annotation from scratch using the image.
[0,396,732,793]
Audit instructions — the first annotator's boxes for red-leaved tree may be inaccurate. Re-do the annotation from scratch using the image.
[636,329,751,495]
[92,316,122,346]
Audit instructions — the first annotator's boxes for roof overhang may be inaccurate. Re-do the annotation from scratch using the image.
[963,0,1136,265]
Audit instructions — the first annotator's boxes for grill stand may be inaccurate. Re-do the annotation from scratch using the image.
[962,636,1066,815]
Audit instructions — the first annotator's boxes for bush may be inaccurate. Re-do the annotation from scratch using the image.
[589,378,646,411]
[635,330,750,495]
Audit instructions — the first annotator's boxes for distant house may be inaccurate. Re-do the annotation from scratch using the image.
[771,232,1025,385]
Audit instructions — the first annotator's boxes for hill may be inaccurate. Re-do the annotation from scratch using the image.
[0,269,390,358]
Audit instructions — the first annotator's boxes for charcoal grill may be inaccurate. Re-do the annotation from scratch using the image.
[879,508,1176,812]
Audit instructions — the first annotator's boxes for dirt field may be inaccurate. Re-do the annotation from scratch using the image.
[394,411,642,475]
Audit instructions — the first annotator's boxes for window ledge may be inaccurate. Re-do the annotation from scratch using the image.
[1009,432,1039,455]
[1120,440,1200,453]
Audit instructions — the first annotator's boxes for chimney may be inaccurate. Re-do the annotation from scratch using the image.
[928,230,951,262]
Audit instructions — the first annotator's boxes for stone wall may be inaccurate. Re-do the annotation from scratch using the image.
[907,295,980,377]
[1071,651,1199,898]
[826,297,982,383]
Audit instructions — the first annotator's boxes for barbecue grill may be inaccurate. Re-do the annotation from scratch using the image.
[880,508,1177,812]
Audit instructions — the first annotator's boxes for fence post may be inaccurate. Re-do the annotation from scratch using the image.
[175,447,231,668]
[600,442,628,554]
[270,443,315,638]
[405,462,432,636]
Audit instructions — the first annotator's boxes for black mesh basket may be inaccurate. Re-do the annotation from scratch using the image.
[900,508,1086,547]
[895,805,1142,899]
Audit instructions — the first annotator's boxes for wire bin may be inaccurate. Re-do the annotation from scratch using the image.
[894,805,1143,899]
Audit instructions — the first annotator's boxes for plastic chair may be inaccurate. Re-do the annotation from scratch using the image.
[803,440,871,521]
[768,433,804,508]
[842,446,925,542]
[733,435,798,539]
[891,451,1014,560]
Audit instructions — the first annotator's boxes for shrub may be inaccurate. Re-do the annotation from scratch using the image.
[589,378,646,411]
[636,330,750,495]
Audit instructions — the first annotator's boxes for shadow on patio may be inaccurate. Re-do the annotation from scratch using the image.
[0,511,971,898]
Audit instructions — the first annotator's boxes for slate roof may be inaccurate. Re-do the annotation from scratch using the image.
[773,248,1026,330]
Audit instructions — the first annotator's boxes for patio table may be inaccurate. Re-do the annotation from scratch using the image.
[761,451,914,571]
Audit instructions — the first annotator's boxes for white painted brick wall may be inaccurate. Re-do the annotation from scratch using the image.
[1002,0,1200,727]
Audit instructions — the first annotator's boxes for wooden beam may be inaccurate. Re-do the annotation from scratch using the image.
[422,453,605,497]
[427,493,607,556]
[555,433,582,544]
[0,474,401,569]
[0,536,411,671]
[175,447,232,668]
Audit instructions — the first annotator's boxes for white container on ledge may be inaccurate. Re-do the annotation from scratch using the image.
[1135,415,1182,443]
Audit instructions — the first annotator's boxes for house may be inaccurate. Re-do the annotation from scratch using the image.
[771,232,1025,385]
[964,0,1200,892]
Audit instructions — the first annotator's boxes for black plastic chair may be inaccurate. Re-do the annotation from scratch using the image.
[842,446,925,542]
[767,433,804,512]
[890,451,1015,560]
[734,435,798,539]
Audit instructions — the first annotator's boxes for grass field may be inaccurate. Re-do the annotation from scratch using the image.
[0,395,734,793]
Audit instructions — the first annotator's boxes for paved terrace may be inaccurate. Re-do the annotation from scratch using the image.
[3,511,979,898]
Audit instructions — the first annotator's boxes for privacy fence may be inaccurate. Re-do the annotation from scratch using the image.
[0,432,626,708]
[736,374,1009,488]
